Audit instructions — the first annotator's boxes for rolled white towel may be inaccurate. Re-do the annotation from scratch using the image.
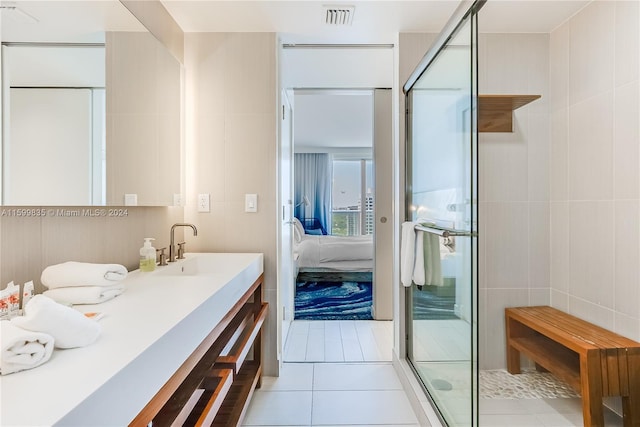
[41,261,128,289]
[11,295,101,349]
[1,320,54,375]
[43,284,125,305]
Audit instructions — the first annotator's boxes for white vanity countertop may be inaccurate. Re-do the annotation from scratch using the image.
[0,252,264,426]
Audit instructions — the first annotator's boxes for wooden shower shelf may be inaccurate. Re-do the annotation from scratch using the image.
[478,94,541,132]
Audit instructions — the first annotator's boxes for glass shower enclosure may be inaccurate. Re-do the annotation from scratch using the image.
[404,2,483,426]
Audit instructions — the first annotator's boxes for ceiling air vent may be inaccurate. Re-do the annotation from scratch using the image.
[323,5,355,26]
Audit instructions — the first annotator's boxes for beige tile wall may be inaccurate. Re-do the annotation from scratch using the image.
[0,206,184,294]
[549,1,640,341]
[183,33,278,376]
[106,31,182,206]
[478,33,551,370]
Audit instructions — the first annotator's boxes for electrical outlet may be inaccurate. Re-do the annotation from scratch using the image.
[173,193,183,206]
[197,194,210,212]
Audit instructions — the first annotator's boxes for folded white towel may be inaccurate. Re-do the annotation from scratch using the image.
[1,320,54,375]
[41,261,128,289]
[43,284,125,305]
[400,222,416,287]
[11,295,101,349]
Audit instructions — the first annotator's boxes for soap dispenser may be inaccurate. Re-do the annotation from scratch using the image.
[139,238,156,272]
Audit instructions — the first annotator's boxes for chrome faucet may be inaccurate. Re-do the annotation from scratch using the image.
[169,223,198,262]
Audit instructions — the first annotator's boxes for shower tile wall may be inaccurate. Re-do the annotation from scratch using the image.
[549,1,640,341]
[478,33,551,370]
[399,32,552,371]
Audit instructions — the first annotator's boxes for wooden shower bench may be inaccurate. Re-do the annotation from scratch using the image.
[505,306,640,427]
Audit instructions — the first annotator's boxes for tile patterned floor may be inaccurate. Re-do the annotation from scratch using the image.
[479,397,624,427]
[283,320,393,362]
[274,321,625,427]
[242,362,419,427]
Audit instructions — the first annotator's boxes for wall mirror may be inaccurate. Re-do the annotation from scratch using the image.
[0,1,182,206]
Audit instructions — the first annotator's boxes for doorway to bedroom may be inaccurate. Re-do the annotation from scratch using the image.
[278,44,394,365]
[293,89,392,320]
[284,87,393,362]
[293,89,375,319]
[293,93,375,321]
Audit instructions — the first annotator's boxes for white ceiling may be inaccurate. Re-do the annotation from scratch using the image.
[1,1,591,44]
[162,1,459,43]
[161,0,590,41]
[1,0,591,151]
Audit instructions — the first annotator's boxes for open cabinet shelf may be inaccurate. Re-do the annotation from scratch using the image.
[130,275,267,427]
[212,361,262,426]
[478,94,541,132]
[175,368,234,426]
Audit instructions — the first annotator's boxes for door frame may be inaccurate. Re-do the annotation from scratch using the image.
[276,88,295,368]
[276,43,397,364]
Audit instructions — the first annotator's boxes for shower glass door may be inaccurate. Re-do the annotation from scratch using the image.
[405,9,478,427]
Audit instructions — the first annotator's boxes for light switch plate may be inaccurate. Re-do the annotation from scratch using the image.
[124,194,138,206]
[245,194,257,213]
[197,193,210,212]
[173,193,183,206]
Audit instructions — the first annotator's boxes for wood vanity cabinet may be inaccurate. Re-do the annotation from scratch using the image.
[130,274,268,427]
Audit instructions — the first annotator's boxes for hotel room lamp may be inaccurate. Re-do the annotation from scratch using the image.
[294,195,310,208]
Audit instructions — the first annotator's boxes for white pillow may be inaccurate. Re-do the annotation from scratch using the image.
[293,217,305,243]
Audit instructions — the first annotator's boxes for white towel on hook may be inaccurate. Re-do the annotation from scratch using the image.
[1,320,54,375]
[406,221,445,287]
[11,295,101,349]
[400,222,417,287]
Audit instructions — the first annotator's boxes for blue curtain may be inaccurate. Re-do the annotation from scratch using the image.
[294,153,331,234]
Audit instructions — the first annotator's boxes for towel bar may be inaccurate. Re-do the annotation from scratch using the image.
[414,224,476,238]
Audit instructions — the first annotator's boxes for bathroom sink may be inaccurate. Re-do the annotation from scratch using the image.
[155,256,223,276]
[154,253,260,277]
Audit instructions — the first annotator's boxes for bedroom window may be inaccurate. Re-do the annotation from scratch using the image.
[331,159,373,236]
